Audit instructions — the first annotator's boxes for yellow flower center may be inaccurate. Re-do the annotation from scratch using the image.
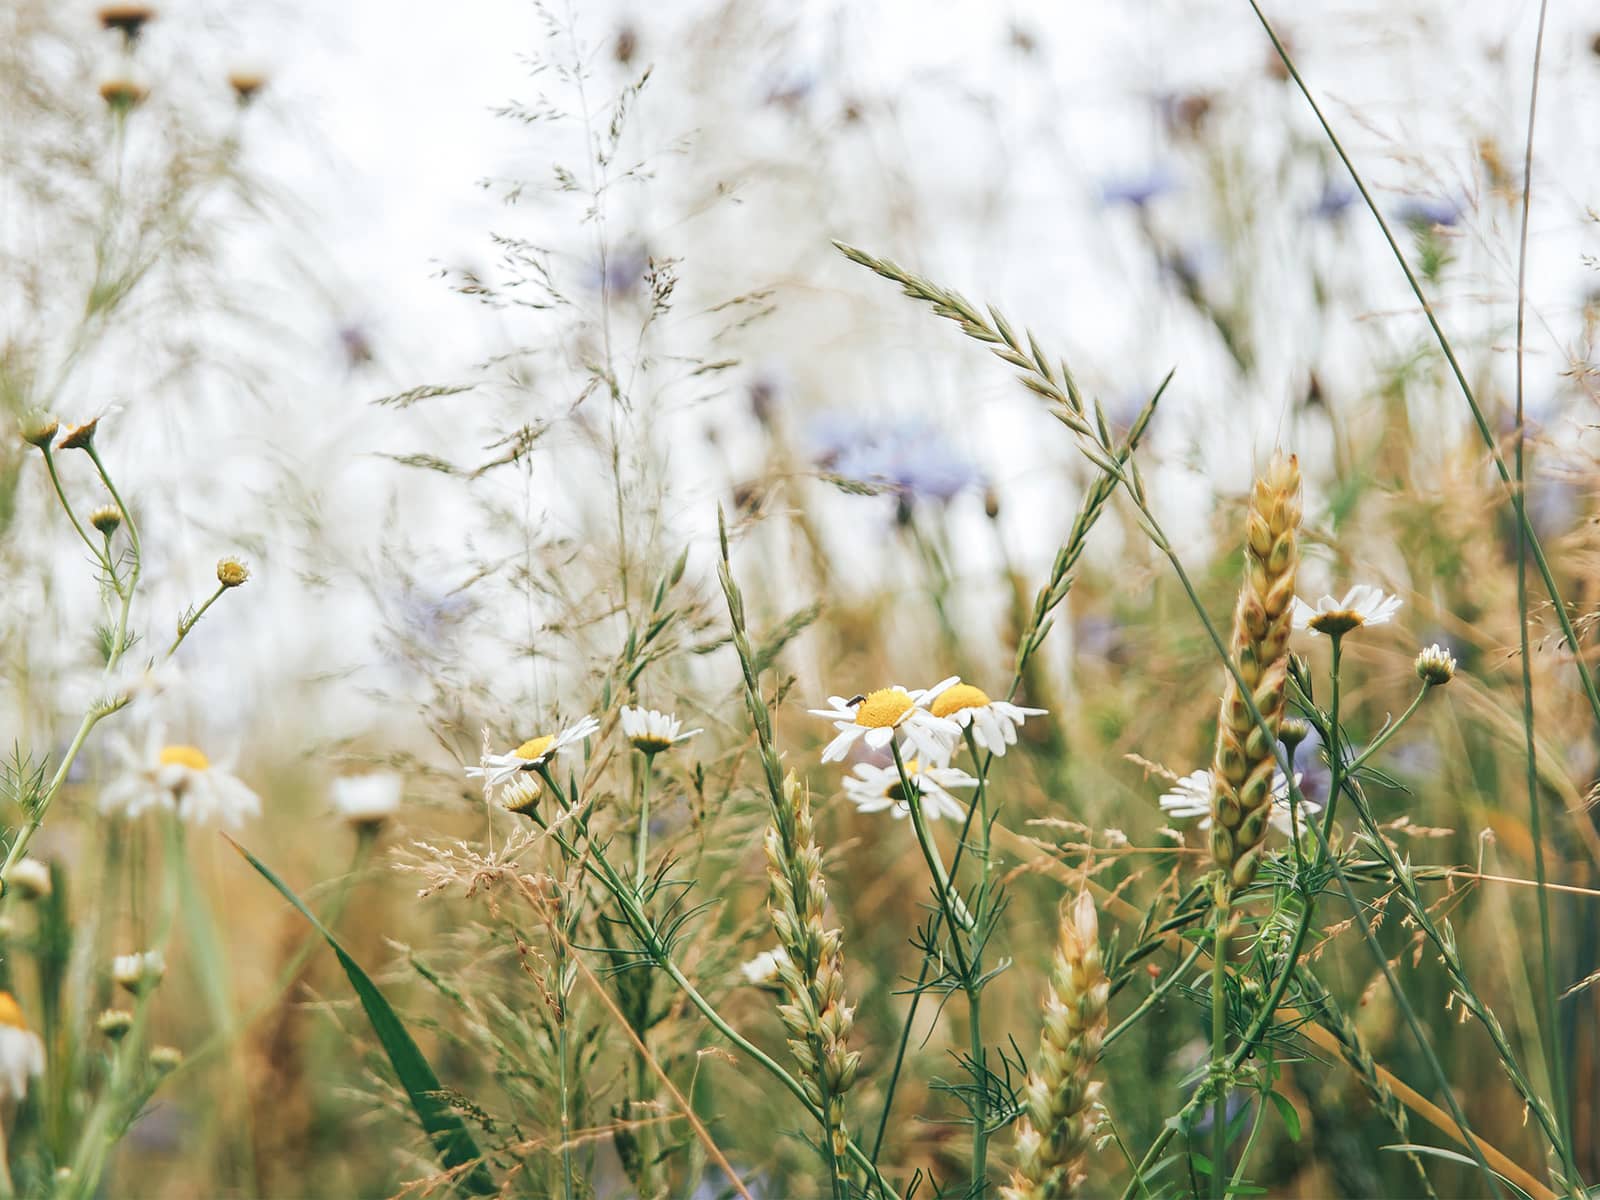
[513,734,555,761]
[854,688,914,728]
[158,744,210,771]
[1308,610,1364,636]
[0,993,27,1032]
[930,684,991,719]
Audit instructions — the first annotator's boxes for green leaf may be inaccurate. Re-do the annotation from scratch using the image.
[226,836,496,1195]
[1380,1146,1535,1200]
[1266,1090,1302,1142]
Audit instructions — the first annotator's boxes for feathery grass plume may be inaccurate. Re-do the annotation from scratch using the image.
[1210,454,1301,890]
[1002,890,1109,1200]
[765,771,861,1165]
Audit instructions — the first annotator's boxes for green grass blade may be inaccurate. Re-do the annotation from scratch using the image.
[225,835,496,1195]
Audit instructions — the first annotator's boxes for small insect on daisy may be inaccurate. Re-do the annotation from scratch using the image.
[922,677,1046,756]
[810,678,960,764]
[0,993,44,1104]
[842,757,976,822]
[99,729,261,827]
[467,715,601,788]
[1157,768,1320,837]
[620,706,701,756]
[1290,584,1402,637]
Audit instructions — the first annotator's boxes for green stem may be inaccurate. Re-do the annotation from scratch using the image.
[41,447,107,567]
[1511,0,1571,1175]
[1209,908,1228,1199]
[1104,940,1207,1050]
[1342,684,1430,777]
[1319,635,1344,847]
[634,754,653,890]
[964,726,991,1196]
[1225,1088,1268,1194]
[890,740,974,947]
[169,584,227,657]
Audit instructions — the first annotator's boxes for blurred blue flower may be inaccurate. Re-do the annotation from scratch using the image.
[1099,165,1178,208]
[1310,180,1355,221]
[808,413,983,505]
[1527,477,1582,541]
[583,244,649,296]
[1394,195,1462,228]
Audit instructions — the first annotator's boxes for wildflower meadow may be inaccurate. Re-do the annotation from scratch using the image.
[5,2,1600,1197]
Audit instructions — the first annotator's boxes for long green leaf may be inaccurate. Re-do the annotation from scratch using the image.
[226,835,496,1195]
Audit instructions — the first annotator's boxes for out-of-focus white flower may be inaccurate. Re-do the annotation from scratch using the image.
[331,773,402,830]
[1157,768,1320,837]
[922,679,1046,756]
[467,716,600,788]
[112,949,165,996]
[0,993,44,1103]
[1290,585,1402,637]
[620,706,700,755]
[810,679,960,764]
[99,728,260,827]
[738,946,791,989]
[8,859,51,901]
[842,757,975,822]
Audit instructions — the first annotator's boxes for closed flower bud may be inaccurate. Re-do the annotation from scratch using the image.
[1414,643,1456,687]
[97,1010,134,1042]
[149,1045,183,1074]
[8,859,51,901]
[90,505,123,536]
[57,417,101,450]
[216,557,250,588]
[20,412,59,449]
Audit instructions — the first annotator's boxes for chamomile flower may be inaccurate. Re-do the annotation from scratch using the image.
[842,757,976,822]
[99,728,261,827]
[738,946,791,989]
[810,679,960,764]
[1157,768,1321,837]
[620,706,701,755]
[112,950,165,995]
[0,993,44,1103]
[922,678,1046,756]
[331,773,402,831]
[467,716,600,788]
[1290,585,1402,637]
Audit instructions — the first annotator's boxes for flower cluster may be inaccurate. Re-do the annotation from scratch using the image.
[811,676,1045,820]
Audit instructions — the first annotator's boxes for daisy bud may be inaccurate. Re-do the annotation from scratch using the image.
[19,412,59,450]
[97,4,156,42]
[216,557,250,588]
[97,1010,134,1042]
[98,79,148,114]
[227,70,267,105]
[1414,644,1456,687]
[112,950,165,995]
[1278,717,1311,756]
[90,505,124,536]
[8,859,51,901]
[57,417,101,451]
[499,774,543,816]
[149,1045,183,1074]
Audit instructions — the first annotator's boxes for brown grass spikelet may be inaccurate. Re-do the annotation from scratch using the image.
[764,771,860,1164]
[1002,890,1109,1200]
[1210,453,1301,889]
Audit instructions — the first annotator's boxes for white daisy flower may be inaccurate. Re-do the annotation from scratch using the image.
[467,716,601,788]
[331,773,402,830]
[1157,768,1321,837]
[620,706,701,755]
[99,728,261,828]
[842,757,976,822]
[810,678,960,764]
[1290,585,1402,637]
[112,949,166,996]
[922,678,1046,757]
[0,993,44,1103]
[738,946,791,989]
